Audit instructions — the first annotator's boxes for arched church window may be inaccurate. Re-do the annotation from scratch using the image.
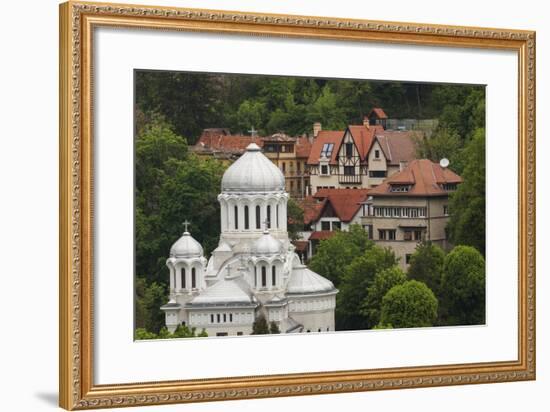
[256,205,261,229]
[191,268,196,288]
[254,266,257,287]
[180,268,186,289]
[276,204,279,228]
[261,266,267,287]
[267,205,271,228]
[234,205,239,230]
[272,266,276,286]
[210,314,214,323]
[244,205,249,229]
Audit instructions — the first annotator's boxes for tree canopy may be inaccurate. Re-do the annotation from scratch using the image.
[407,241,446,297]
[440,245,486,325]
[379,280,439,329]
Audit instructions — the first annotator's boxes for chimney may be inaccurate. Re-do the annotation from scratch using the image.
[363,116,370,129]
[313,122,322,138]
[399,160,408,172]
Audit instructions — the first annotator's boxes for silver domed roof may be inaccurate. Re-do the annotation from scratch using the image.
[221,143,285,193]
[286,263,336,295]
[252,231,283,256]
[169,232,203,258]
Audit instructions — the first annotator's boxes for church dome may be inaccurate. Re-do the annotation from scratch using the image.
[252,231,283,256]
[169,232,203,258]
[221,143,285,193]
[286,263,336,295]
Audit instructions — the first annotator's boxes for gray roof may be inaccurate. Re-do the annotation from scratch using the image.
[221,143,285,193]
[286,264,337,295]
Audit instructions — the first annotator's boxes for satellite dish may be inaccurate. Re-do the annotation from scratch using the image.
[440,158,450,168]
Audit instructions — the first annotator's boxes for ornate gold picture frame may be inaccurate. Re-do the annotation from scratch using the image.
[59,1,536,409]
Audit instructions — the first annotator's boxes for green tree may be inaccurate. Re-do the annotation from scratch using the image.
[440,245,486,325]
[360,266,407,328]
[234,99,267,134]
[269,321,281,334]
[447,129,486,255]
[336,245,398,330]
[308,224,372,287]
[252,314,270,335]
[407,241,446,297]
[307,85,347,130]
[287,197,305,241]
[379,280,438,328]
[415,127,462,164]
[135,277,166,333]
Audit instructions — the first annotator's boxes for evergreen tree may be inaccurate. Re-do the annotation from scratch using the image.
[269,321,281,334]
[407,241,446,297]
[252,314,270,335]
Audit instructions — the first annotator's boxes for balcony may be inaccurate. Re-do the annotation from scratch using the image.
[338,174,362,184]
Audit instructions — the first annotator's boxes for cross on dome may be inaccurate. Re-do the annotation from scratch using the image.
[182,220,191,234]
[248,126,258,137]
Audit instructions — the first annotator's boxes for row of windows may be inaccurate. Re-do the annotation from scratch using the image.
[389,184,411,192]
[173,267,197,289]
[378,229,396,240]
[254,266,278,288]
[320,220,341,231]
[210,313,234,324]
[318,166,386,178]
[264,143,294,153]
[281,161,304,173]
[378,229,424,241]
[373,206,427,218]
[233,204,279,230]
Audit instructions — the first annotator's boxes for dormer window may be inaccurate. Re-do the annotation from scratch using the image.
[390,184,411,193]
[345,143,353,158]
[375,149,380,159]
[442,183,458,191]
[320,165,329,176]
[320,143,334,158]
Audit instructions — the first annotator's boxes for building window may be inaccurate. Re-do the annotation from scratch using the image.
[254,266,257,287]
[375,149,380,159]
[261,266,267,287]
[404,230,413,241]
[345,143,353,158]
[443,205,449,215]
[244,205,249,229]
[272,266,276,286]
[210,314,214,323]
[276,204,279,228]
[267,205,271,228]
[297,162,301,172]
[191,268,196,288]
[344,165,355,175]
[321,221,331,231]
[388,230,396,240]
[217,314,220,323]
[223,313,226,322]
[256,205,261,229]
[419,207,427,218]
[378,229,386,240]
[237,331,243,336]
[364,225,373,239]
[406,254,412,264]
[290,181,294,191]
[369,170,386,178]
[414,230,423,241]
[320,165,329,175]
[320,143,334,158]
[442,183,457,191]
[332,221,341,231]
[230,313,233,322]
[282,162,286,173]
[216,332,228,336]
[180,267,185,289]
[390,184,410,192]
[234,205,239,229]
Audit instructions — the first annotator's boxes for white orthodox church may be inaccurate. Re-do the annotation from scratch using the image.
[161,143,338,336]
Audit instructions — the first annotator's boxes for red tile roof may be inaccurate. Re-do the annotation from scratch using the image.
[307,130,343,165]
[301,196,326,225]
[374,131,417,165]
[348,124,385,159]
[369,108,388,119]
[309,231,336,241]
[313,188,370,222]
[295,136,312,158]
[194,132,264,154]
[369,159,463,197]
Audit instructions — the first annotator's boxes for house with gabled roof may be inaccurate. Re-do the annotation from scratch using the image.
[307,108,418,194]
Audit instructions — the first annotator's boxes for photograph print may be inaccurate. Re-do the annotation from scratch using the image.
[134,71,486,339]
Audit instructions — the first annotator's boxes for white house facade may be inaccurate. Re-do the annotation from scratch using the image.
[161,143,338,336]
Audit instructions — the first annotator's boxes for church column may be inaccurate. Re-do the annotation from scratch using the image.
[281,197,288,231]
[238,200,245,233]
[262,200,268,229]
[227,200,234,231]
[220,199,227,232]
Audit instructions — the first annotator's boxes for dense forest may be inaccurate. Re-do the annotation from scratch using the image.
[134,71,486,334]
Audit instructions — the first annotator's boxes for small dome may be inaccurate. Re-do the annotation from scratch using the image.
[170,232,203,258]
[221,143,285,193]
[252,231,282,256]
[287,263,336,295]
